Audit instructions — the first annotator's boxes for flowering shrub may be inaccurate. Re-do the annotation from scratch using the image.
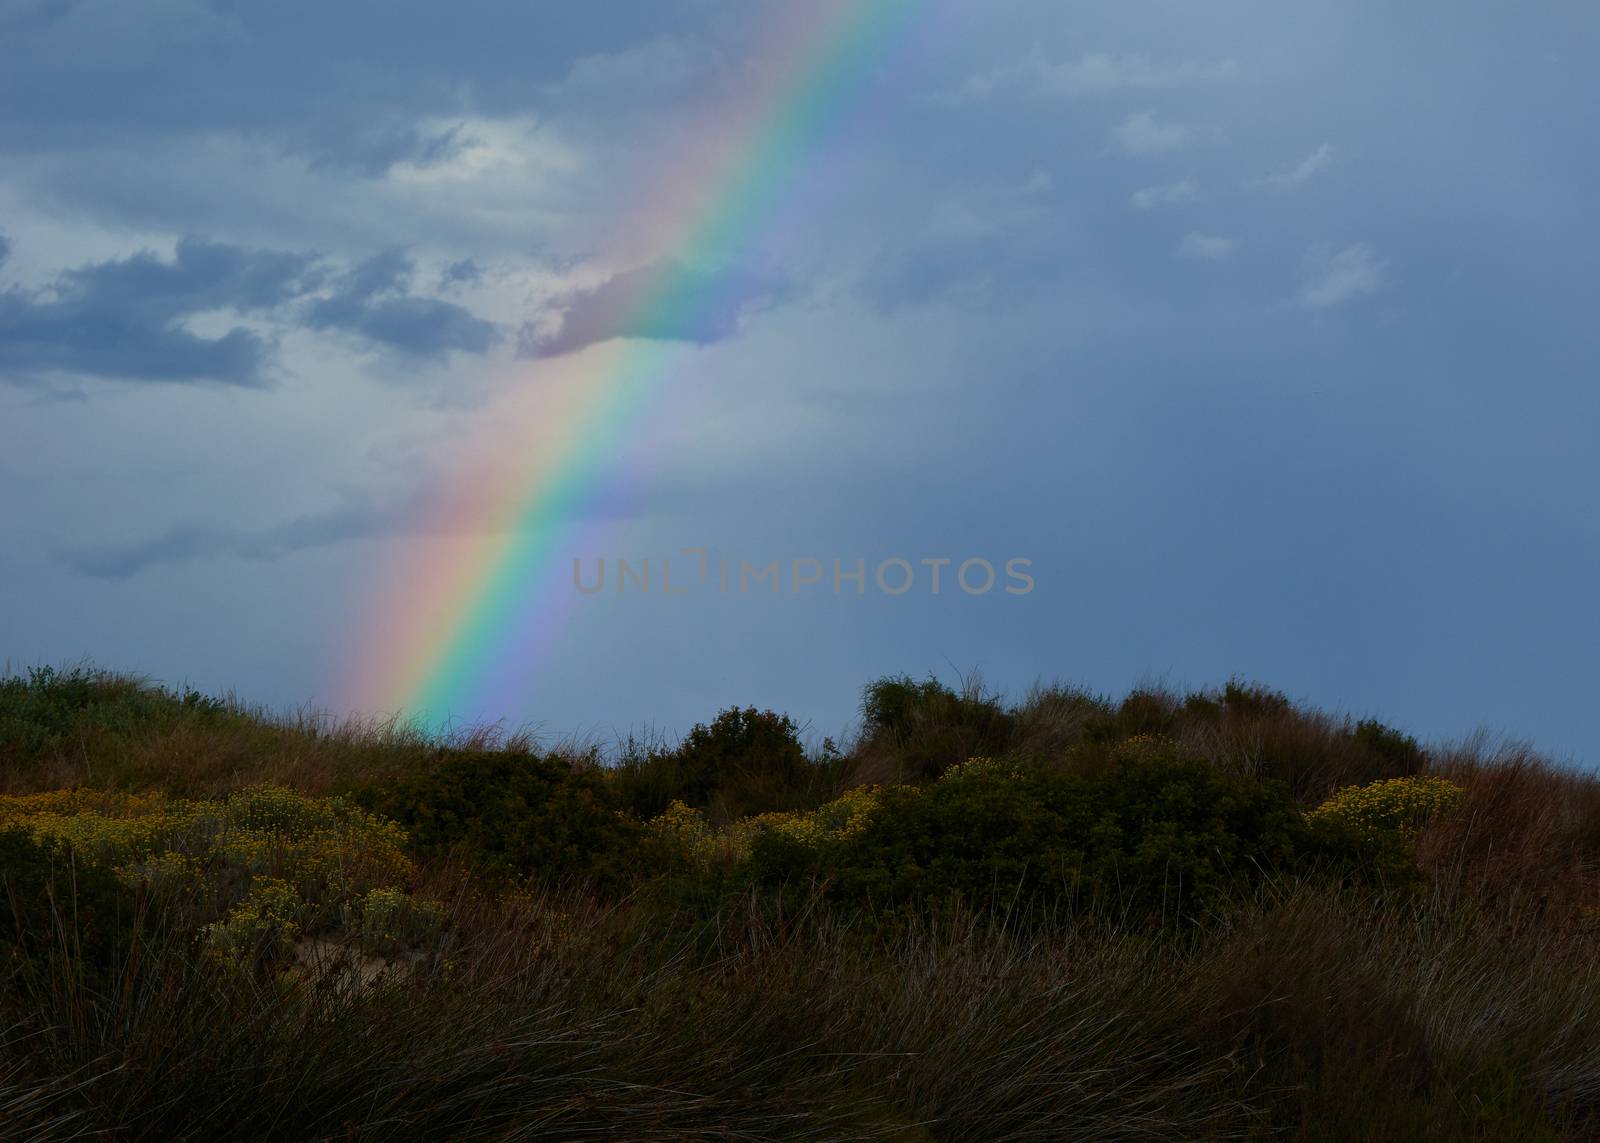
[205,877,304,969]
[648,785,887,867]
[0,785,426,956]
[939,755,1024,780]
[644,799,725,869]
[0,787,170,819]
[742,785,888,884]
[1307,776,1464,842]
[752,783,885,847]
[353,886,445,957]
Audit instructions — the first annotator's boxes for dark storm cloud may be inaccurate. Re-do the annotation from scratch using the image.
[0,239,501,385]
[0,1,699,155]
[338,248,415,301]
[0,237,316,386]
[302,249,500,357]
[518,259,787,359]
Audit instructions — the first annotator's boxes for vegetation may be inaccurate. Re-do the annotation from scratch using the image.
[2,663,1598,1139]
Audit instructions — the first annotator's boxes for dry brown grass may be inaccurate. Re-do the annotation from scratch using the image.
[1417,735,1600,931]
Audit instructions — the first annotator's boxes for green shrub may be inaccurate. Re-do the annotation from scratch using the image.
[0,827,132,976]
[1220,680,1292,718]
[797,741,1307,923]
[612,707,816,821]
[354,751,641,888]
[860,676,946,739]
[1352,719,1425,774]
[857,675,1016,782]
[1084,689,1179,744]
[0,665,230,768]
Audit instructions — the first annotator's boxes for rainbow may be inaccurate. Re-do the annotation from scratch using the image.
[345,0,919,728]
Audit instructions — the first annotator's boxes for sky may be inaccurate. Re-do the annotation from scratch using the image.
[2,0,1597,762]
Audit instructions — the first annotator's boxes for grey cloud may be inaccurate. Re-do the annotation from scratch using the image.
[305,121,472,177]
[59,500,408,579]
[302,249,500,357]
[440,258,483,288]
[518,259,787,359]
[0,237,316,386]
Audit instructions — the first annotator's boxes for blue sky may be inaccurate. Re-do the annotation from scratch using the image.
[2,0,1596,760]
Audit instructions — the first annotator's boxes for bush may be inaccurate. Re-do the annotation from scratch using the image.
[856,675,1016,783]
[0,785,417,939]
[1085,689,1181,743]
[0,827,132,976]
[353,886,446,958]
[612,707,816,821]
[204,876,304,971]
[1353,719,1425,774]
[0,665,231,770]
[741,785,888,887]
[355,751,641,888]
[802,741,1307,923]
[1308,775,1463,843]
[1298,776,1464,887]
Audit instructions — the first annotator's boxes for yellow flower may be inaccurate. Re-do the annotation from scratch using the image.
[1,783,417,943]
[1307,775,1464,840]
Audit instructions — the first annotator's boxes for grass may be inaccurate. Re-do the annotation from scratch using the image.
[3,664,1599,1140]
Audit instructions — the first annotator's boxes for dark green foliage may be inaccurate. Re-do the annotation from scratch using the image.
[1300,812,1421,887]
[611,707,819,821]
[0,828,132,977]
[1354,718,1425,774]
[354,751,640,888]
[778,744,1310,922]
[860,675,947,739]
[0,664,235,774]
[1085,688,1179,743]
[1096,681,1293,744]
[1219,680,1293,718]
[856,675,1016,782]
[678,707,810,816]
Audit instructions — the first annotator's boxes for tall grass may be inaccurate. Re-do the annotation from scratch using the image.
[8,880,1600,1139]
